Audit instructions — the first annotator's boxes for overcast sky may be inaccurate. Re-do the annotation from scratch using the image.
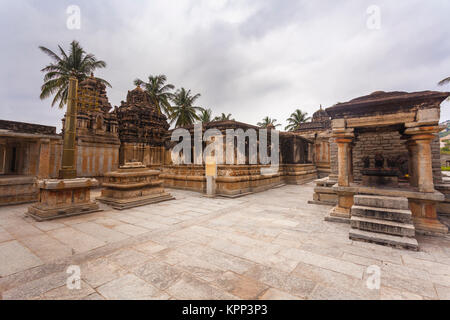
[1,0,450,132]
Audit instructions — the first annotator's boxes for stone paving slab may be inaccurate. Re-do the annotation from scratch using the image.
[0,184,449,300]
[0,240,42,277]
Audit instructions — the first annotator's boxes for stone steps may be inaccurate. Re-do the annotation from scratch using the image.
[350,215,415,237]
[349,229,419,251]
[349,194,418,250]
[351,205,412,223]
[354,194,409,210]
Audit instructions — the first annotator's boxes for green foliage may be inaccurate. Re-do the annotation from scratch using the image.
[442,166,450,171]
[39,40,109,109]
[257,116,281,128]
[133,75,175,116]
[213,113,234,121]
[285,109,310,131]
[170,88,202,127]
[198,108,212,123]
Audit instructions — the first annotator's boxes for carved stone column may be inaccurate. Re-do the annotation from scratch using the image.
[405,124,448,235]
[404,125,439,193]
[406,140,418,188]
[326,124,355,221]
[336,138,354,187]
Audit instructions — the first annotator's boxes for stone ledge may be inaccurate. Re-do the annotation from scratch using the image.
[97,193,175,210]
[349,229,419,251]
[36,178,99,190]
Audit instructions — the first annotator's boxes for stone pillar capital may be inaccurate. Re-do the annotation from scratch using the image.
[404,125,440,141]
[332,128,354,142]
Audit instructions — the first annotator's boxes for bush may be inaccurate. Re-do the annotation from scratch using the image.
[442,166,450,171]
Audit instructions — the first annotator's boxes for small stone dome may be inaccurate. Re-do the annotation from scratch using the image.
[312,105,329,122]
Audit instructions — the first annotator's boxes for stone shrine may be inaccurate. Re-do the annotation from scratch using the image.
[321,90,450,249]
[97,161,174,210]
[115,86,170,167]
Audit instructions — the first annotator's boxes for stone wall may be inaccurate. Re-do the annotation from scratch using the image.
[160,163,317,196]
[352,130,408,182]
[76,143,120,179]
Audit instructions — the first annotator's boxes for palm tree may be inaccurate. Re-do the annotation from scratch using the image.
[213,113,234,121]
[170,88,202,127]
[198,108,212,123]
[257,116,281,128]
[39,40,110,109]
[285,109,310,131]
[134,74,175,115]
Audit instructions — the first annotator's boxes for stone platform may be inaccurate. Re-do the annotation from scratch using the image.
[97,162,174,210]
[27,178,101,221]
[0,175,38,206]
[349,195,419,251]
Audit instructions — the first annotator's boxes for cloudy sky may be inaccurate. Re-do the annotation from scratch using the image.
[1,0,450,131]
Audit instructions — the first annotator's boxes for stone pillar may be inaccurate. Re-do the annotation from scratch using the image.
[326,123,355,221]
[416,138,434,192]
[37,139,51,179]
[336,136,354,187]
[406,140,418,187]
[405,125,440,193]
[405,124,448,235]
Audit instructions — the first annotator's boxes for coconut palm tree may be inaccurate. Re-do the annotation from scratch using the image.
[198,108,212,123]
[285,109,310,131]
[257,116,281,128]
[39,40,110,109]
[134,74,175,115]
[213,113,234,121]
[170,88,202,127]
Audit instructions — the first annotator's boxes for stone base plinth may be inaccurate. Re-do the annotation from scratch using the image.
[409,199,448,236]
[308,177,338,206]
[325,189,354,222]
[98,193,174,210]
[27,178,101,221]
[97,162,174,210]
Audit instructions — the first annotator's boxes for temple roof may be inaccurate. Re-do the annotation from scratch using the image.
[326,90,450,119]
[169,120,260,133]
[77,74,112,113]
[312,105,329,122]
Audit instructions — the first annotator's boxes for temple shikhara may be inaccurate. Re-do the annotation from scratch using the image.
[1,75,449,254]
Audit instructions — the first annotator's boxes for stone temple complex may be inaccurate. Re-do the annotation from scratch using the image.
[1,80,450,300]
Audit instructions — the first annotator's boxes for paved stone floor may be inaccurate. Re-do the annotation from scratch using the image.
[0,182,449,300]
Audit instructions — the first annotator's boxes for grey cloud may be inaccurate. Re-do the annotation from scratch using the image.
[1,0,450,131]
